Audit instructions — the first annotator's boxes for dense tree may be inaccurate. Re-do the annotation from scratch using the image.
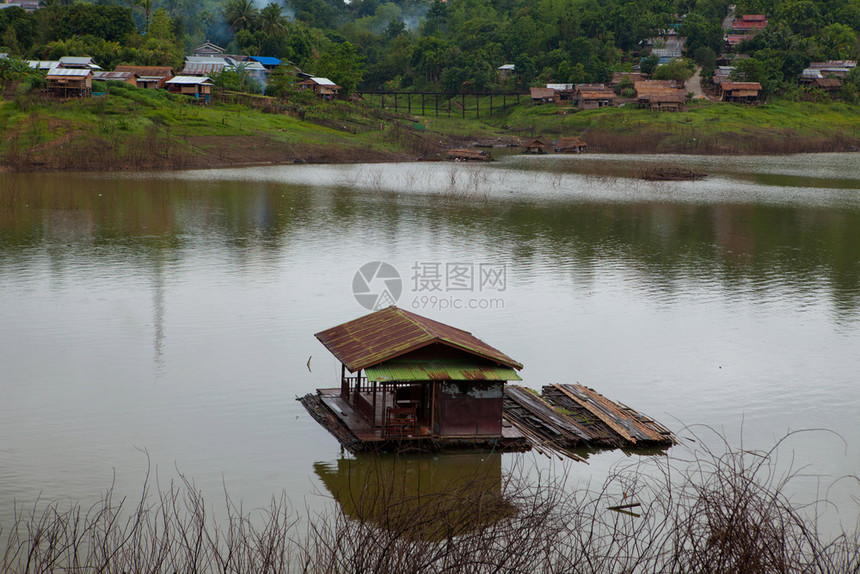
[225,0,259,32]
[314,40,364,93]
[653,57,696,81]
[259,3,288,36]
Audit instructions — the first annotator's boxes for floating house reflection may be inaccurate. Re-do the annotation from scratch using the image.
[313,452,516,539]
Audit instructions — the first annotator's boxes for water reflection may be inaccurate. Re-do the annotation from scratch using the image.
[2,172,858,316]
[313,452,514,539]
[1,160,858,534]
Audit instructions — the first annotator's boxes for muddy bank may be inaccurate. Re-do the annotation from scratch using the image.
[580,128,860,155]
[1,132,430,172]
[3,127,859,172]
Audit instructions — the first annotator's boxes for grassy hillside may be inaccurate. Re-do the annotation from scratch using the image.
[0,82,446,170]
[488,98,860,154]
[3,85,860,171]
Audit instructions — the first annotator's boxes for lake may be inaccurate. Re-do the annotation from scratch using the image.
[1,153,859,536]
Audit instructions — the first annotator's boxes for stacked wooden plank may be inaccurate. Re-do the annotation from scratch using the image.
[544,384,677,447]
[503,384,676,460]
[503,386,589,461]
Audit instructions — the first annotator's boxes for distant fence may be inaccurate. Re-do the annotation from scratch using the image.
[358,91,528,119]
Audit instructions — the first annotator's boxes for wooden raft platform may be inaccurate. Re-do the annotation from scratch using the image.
[299,384,676,459]
[299,389,530,454]
[504,384,677,460]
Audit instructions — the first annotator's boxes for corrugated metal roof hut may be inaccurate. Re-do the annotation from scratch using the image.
[114,65,175,89]
[554,136,588,153]
[165,76,213,101]
[314,306,522,439]
[46,68,92,98]
[299,77,341,99]
[92,70,137,86]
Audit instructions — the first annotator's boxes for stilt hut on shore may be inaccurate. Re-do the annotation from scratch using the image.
[314,306,523,442]
[45,68,92,98]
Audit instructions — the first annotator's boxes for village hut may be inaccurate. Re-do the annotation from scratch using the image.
[554,136,588,153]
[812,77,842,93]
[522,139,549,154]
[574,84,616,109]
[45,68,92,98]
[194,42,225,56]
[165,76,213,102]
[496,63,515,80]
[634,80,685,111]
[720,81,762,103]
[114,65,175,89]
[299,77,341,99]
[313,306,523,442]
[92,70,137,86]
[529,86,555,104]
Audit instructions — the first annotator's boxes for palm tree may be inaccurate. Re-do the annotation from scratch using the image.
[259,3,287,36]
[138,0,153,33]
[225,0,259,32]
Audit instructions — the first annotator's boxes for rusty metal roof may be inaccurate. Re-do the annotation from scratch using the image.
[365,359,521,382]
[315,306,523,372]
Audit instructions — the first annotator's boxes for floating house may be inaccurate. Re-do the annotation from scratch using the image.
[447,148,491,161]
[522,139,549,154]
[302,307,677,457]
[554,136,588,153]
[309,306,525,449]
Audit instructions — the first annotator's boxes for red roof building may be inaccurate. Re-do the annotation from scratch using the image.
[314,306,522,442]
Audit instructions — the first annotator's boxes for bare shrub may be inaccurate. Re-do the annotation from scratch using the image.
[3,431,858,573]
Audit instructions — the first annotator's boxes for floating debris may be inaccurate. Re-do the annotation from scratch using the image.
[638,166,707,181]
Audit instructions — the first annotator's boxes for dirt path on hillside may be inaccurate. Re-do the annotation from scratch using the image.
[685,67,708,100]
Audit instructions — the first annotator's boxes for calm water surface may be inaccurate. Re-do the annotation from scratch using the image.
[1,154,859,533]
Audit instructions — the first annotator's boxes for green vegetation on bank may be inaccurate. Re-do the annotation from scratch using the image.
[2,78,859,170]
[0,82,424,169]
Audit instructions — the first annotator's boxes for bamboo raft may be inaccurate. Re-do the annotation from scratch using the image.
[503,384,677,461]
